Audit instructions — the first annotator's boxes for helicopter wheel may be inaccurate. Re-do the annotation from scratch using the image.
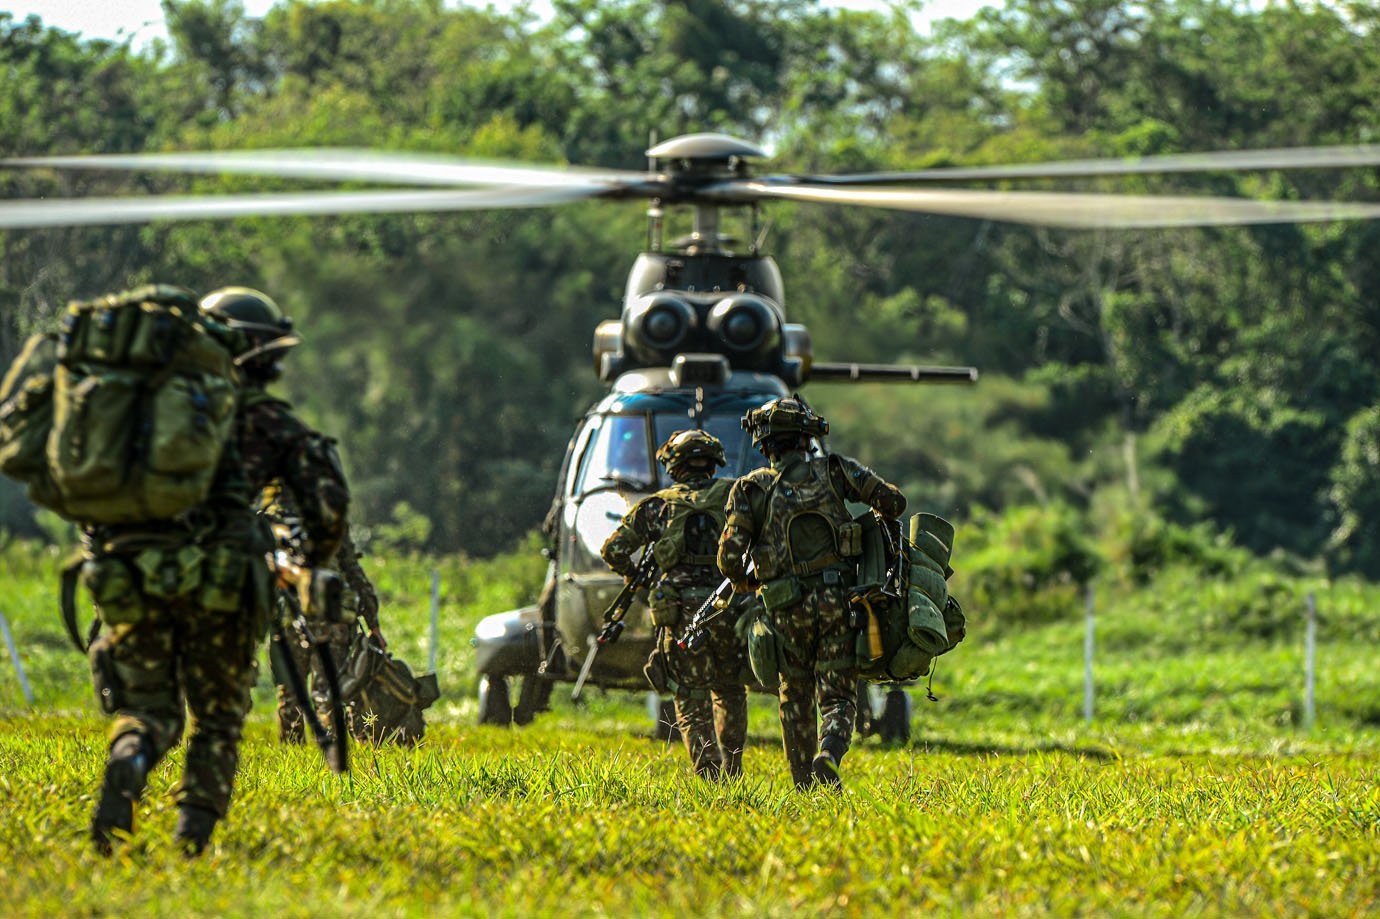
[648,693,681,744]
[512,674,553,726]
[477,674,513,726]
[855,683,878,738]
[877,688,911,745]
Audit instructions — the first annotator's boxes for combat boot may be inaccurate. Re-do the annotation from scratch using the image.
[811,735,848,789]
[174,804,219,858]
[90,733,151,855]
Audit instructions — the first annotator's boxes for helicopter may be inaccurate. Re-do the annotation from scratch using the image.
[6,131,1380,742]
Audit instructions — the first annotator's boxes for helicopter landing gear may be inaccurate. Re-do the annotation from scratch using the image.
[479,673,554,726]
[648,693,681,743]
[477,674,513,726]
[878,688,911,744]
[513,673,553,726]
[856,684,911,744]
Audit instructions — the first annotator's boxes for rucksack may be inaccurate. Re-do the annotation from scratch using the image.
[853,512,967,684]
[337,629,440,746]
[0,285,241,524]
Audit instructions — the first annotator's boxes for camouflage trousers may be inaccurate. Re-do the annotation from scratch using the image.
[88,597,262,818]
[273,616,353,743]
[666,602,749,780]
[768,582,858,787]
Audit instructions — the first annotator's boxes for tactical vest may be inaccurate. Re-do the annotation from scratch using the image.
[650,477,733,572]
[749,455,862,581]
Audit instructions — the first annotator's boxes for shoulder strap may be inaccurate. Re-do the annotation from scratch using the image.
[59,553,99,653]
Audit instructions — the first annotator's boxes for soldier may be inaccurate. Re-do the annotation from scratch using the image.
[196,288,380,744]
[601,430,748,780]
[87,286,349,856]
[717,397,906,789]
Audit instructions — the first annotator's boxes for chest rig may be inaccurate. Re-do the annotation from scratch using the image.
[750,455,861,581]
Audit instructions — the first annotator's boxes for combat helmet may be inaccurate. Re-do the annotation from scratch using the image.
[742,396,828,449]
[198,287,300,379]
[656,429,726,478]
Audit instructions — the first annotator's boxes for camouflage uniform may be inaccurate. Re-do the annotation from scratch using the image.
[237,387,369,742]
[85,383,348,849]
[719,449,904,788]
[602,468,748,780]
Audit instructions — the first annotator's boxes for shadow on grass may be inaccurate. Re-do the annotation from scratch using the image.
[903,734,1119,760]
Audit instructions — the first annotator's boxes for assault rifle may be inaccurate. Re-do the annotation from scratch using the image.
[678,561,756,653]
[571,551,659,701]
[268,530,349,776]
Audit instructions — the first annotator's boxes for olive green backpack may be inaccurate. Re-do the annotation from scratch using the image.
[0,285,241,524]
[853,512,967,684]
[337,630,441,746]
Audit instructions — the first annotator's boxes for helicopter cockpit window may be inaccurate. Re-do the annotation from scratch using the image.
[652,413,767,485]
[575,414,654,494]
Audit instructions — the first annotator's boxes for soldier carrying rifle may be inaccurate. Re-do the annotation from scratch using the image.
[601,430,749,780]
[717,398,906,790]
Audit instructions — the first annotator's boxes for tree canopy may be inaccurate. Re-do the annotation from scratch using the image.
[3,0,1379,573]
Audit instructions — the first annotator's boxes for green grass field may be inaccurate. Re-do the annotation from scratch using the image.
[1,540,1379,916]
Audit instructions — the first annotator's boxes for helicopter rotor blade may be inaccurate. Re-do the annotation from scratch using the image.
[3,148,650,190]
[719,182,1380,229]
[0,185,603,229]
[796,144,1380,185]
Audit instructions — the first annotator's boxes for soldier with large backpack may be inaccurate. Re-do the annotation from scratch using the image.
[0,284,350,855]
[601,430,749,780]
[717,397,907,790]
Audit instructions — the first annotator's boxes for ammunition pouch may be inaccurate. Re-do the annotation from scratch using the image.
[81,555,144,626]
[133,545,204,602]
[648,583,684,629]
[200,544,247,613]
[88,633,123,714]
[757,576,802,613]
[744,606,782,689]
[836,520,864,557]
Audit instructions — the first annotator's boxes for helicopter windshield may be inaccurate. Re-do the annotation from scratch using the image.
[576,414,654,493]
[574,411,767,496]
[652,413,766,486]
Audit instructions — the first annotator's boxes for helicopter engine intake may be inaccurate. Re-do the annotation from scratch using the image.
[708,293,779,362]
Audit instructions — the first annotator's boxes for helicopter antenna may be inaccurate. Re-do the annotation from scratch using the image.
[753,208,772,255]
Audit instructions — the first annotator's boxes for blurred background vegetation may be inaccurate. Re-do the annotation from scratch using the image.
[3,0,1379,593]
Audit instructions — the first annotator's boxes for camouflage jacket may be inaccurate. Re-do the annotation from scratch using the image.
[718,450,905,586]
[333,529,381,631]
[240,388,349,568]
[601,474,728,592]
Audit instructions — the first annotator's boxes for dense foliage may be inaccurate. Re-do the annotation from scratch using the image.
[2,0,1378,574]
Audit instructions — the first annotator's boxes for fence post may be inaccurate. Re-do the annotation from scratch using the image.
[428,569,441,673]
[1304,591,1317,731]
[1083,584,1095,724]
[0,611,34,705]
